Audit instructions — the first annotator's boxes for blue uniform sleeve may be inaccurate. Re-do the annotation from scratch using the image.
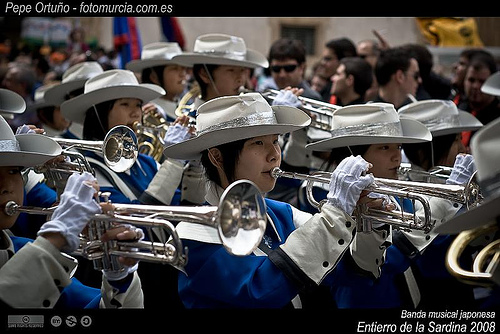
[178,240,299,308]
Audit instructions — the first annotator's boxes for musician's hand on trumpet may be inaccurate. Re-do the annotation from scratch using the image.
[446,153,476,186]
[270,86,304,108]
[37,172,102,251]
[326,155,375,215]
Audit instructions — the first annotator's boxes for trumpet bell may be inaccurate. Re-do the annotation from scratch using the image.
[103,125,138,173]
[218,180,267,256]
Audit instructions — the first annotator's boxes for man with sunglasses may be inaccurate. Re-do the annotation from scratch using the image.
[265,38,322,100]
[372,46,421,109]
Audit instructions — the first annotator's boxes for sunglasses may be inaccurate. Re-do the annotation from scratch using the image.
[270,64,298,73]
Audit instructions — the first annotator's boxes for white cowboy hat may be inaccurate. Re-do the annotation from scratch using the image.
[0,88,26,118]
[0,115,62,167]
[481,71,500,97]
[435,116,500,235]
[60,69,165,125]
[44,61,104,105]
[305,103,432,152]
[26,83,60,113]
[126,42,185,72]
[163,92,310,160]
[398,99,483,136]
[172,33,269,69]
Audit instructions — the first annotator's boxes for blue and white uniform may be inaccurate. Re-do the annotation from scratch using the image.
[176,181,356,308]
[0,230,142,308]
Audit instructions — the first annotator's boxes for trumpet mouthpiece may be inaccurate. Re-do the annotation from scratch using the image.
[3,201,19,216]
[270,167,282,179]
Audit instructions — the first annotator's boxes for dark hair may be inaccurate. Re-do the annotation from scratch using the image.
[64,87,85,101]
[268,38,306,64]
[400,43,433,78]
[402,133,457,170]
[468,53,498,76]
[325,144,370,170]
[141,66,166,87]
[192,64,219,99]
[36,106,56,124]
[460,48,494,62]
[325,38,357,60]
[200,138,247,187]
[375,47,413,86]
[341,57,373,96]
[82,100,115,140]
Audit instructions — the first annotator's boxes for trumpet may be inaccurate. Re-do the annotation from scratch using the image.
[271,167,483,233]
[3,179,267,271]
[446,222,499,287]
[398,163,454,183]
[260,89,339,131]
[270,167,432,233]
[53,125,138,173]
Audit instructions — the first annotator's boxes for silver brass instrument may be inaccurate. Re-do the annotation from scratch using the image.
[53,125,138,173]
[398,163,454,183]
[271,167,432,233]
[446,222,499,287]
[33,150,95,199]
[271,167,484,233]
[261,89,339,131]
[3,179,267,270]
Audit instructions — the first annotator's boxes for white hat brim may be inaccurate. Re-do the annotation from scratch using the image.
[430,110,483,136]
[61,84,165,125]
[435,196,500,235]
[44,79,87,105]
[0,89,26,114]
[172,50,269,69]
[306,117,432,151]
[481,72,500,97]
[126,57,186,72]
[163,105,310,160]
[0,134,62,167]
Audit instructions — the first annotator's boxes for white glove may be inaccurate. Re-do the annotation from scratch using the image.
[15,124,36,134]
[37,172,101,252]
[271,89,302,108]
[327,155,375,215]
[446,154,476,185]
[163,123,193,147]
[102,224,144,282]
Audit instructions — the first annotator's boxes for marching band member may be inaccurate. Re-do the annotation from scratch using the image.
[436,116,500,308]
[60,68,189,308]
[0,88,57,240]
[0,115,143,308]
[397,99,484,307]
[60,69,183,207]
[44,61,105,140]
[163,93,386,308]
[306,102,433,308]
[126,42,188,122]
[26,83,74,139]
[167,33,269,205]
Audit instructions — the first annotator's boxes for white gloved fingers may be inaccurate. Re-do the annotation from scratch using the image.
[272,89,302,108]
[447,154,476,185]
[62,172,98,202]
[335,155,371,178]
[15,124,36,134]
[164,123,193,147]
